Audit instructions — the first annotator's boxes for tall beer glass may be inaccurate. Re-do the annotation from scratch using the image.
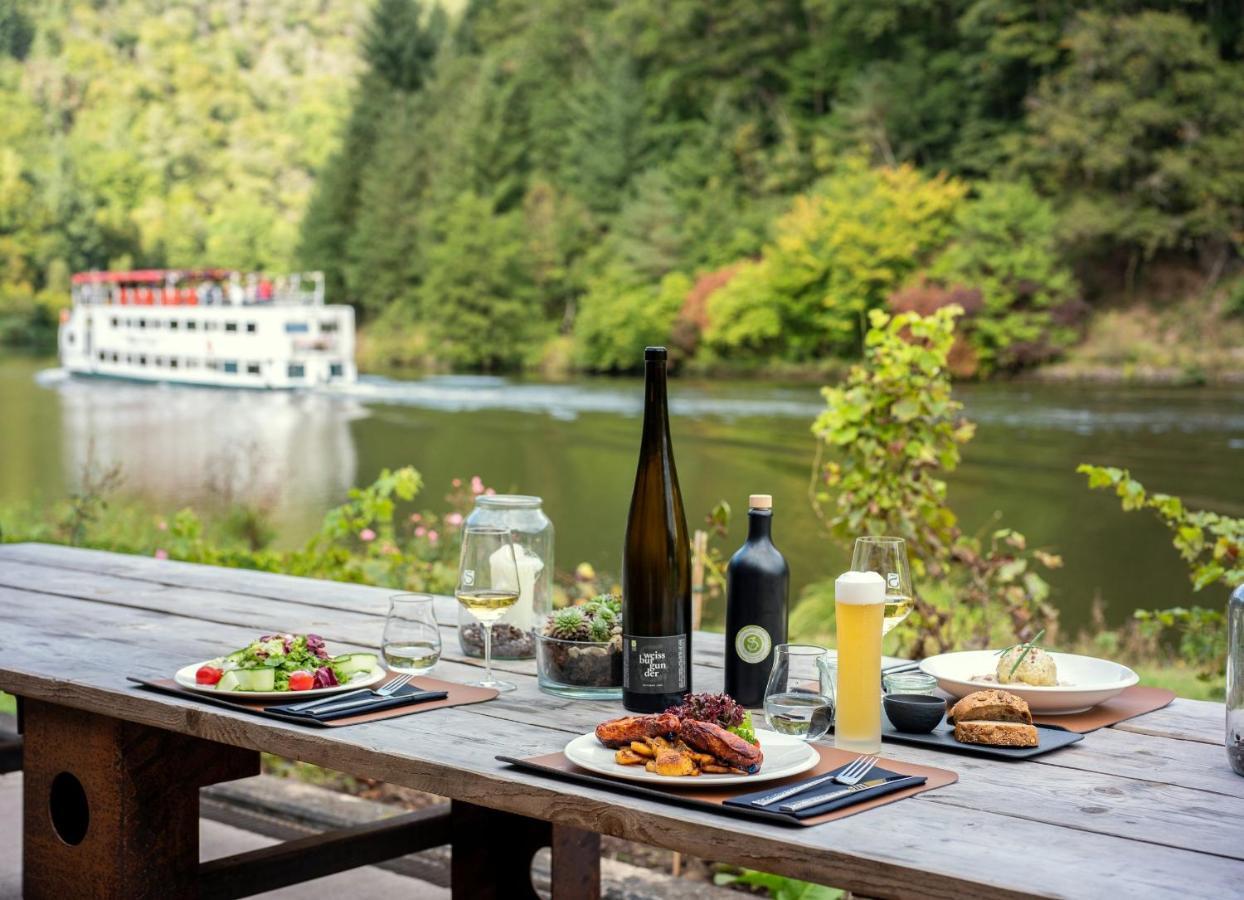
[834,570,884,753]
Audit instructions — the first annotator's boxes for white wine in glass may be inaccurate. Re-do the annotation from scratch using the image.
[457,525,520,692]
[851,536,914,637]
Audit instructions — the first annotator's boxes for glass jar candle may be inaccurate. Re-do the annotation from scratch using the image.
[457,495,552,660]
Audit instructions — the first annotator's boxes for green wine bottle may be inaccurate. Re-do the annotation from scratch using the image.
[622,347,691,712]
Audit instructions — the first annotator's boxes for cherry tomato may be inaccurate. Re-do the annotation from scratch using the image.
[288,670,314,691]
[196,665,223,685]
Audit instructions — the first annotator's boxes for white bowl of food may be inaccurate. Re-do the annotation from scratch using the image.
[920,649,1139,714]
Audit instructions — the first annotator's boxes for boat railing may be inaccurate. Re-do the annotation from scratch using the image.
[70,271,327,308]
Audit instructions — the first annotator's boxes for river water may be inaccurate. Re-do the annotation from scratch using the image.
[3,352,1242,632]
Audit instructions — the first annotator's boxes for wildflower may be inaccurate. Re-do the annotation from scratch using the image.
[470,475,484,494]
[446,512,463,527]
[359,528,376,542]
[484,487,496,495]
[427,530,439,543]
[154,549,168,560]
[156,520,168,532]
[575,562,596,581]
[452,478,462,488]
[410,512,422,523]
[415,526,427,538]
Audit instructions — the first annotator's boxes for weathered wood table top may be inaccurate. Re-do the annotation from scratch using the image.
[0,543,1239,899]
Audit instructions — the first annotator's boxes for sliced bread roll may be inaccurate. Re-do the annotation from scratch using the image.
[954,720,1038,748]
[949,689,1032,725]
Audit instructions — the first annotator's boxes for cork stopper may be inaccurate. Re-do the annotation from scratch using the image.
[748,494,773,510]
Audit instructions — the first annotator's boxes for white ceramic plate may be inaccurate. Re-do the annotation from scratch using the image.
[920,650,1139,714]
[174,661,386,700]
[563,728,819,786]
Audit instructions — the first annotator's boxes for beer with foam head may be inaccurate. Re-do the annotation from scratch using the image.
[834,570,885,753]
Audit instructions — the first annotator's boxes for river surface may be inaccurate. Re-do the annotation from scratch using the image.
[3,352,1243,632]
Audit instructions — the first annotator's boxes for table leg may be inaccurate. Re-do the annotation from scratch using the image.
[451,800,600,900]
[21,699,258,900]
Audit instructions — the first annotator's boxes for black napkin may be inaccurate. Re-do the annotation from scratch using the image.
[724,762,926,820]
[267,685,448,722]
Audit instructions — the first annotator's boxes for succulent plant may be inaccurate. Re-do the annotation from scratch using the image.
[545,607,591,641]
[542,594,623,643]
[588,617,612,643]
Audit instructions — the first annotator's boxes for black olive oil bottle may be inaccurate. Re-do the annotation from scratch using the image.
[622,347,692,712]
[724,494,789,707]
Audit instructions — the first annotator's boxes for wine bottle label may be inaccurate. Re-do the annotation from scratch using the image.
[734,624,772,664]
[623,634,688,694]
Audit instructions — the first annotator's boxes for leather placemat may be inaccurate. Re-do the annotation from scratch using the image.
[500,745,957,827]
[1031,686,1176,733]
[130,674,497,727]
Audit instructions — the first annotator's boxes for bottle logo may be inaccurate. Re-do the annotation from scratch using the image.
[735,625,772,664]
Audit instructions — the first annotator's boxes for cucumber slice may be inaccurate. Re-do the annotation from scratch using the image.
[332,653,379,676]
[217,668,275,692]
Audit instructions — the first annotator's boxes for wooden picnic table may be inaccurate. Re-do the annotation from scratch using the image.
[0,542,1239,899]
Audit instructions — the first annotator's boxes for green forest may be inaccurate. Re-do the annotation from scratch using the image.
[2,0,1243,376]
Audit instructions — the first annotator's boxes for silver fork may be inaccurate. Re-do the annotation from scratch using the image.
[750,754,880,807]
[285,673,413,713]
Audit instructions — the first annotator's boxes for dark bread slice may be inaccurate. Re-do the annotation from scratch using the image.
[954,720,1039,748]
[949,689,1032,725]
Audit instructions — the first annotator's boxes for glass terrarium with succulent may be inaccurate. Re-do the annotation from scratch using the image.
[534,594,623,699]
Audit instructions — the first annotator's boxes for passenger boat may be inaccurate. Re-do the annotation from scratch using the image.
[58,269,357,388]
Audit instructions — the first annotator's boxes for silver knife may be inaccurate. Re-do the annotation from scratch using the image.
[778,776,911,813]
[301,690,427,717]
[283,688,375,713]
[752,769,859,807]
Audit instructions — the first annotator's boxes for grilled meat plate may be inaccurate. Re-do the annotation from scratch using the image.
[677,719,764,772]
[594,712,681,749]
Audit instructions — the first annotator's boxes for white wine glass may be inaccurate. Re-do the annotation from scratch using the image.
[382,594,442,674]
[457,524,519,693]
[852,536,913,637]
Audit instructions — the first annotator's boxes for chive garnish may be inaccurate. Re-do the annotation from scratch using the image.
[1006,628,1046,679]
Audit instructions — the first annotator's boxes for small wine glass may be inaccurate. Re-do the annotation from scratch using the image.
[762,644,836,741]
[457,524,519,693]
[852,536,914,637]
[382,594,442,675]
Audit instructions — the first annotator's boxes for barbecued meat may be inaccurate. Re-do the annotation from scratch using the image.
[594,713,681,749]
[678,719,764,771]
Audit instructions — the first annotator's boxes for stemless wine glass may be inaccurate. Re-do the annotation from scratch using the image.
[382,593,442,674]
[852,536,914,637]
[763,644,836,741]
[457,524,519,693]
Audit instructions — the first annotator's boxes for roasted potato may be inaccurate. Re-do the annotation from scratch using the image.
[615,748,645,766]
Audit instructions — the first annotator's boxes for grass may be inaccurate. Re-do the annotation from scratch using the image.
[0,693,14,715]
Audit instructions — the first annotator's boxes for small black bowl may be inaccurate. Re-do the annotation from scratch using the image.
[883,694,947,734]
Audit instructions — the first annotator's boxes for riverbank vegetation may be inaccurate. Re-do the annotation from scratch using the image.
[2,1,1243,380]
[0,309,1228,699]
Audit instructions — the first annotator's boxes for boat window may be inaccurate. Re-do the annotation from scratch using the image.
[139,319,147,329]
[139,355,147,366]
[169,358,179,369]
[204,321,216,331]
[246,322,257,334]
[222,361,238,374]
[185,359,197,368]
[97,351,106,361]
[321,320,338,333]
[169,320,179,331]
[154,357,164,367]
[284,322,309,333]
[110,317,118,327]
[111,352,119,362]
[187,320,198,331]
[288,363,305,378]
[246,362,261,375]
[225,322,238,333]
[330,363,344,378]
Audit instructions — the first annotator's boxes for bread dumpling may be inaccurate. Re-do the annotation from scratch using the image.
[997,646,1057,686]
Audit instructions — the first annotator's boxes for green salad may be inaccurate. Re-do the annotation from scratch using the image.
[195,633,378,692]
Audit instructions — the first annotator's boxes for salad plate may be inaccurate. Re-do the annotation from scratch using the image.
[920,650,1139,715]
[563,729,818,786]
[175,633,386,700]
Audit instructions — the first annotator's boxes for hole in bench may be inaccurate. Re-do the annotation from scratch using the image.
[49,771,89,845]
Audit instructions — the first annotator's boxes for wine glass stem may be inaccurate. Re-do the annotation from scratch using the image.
[482,621,494,684]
